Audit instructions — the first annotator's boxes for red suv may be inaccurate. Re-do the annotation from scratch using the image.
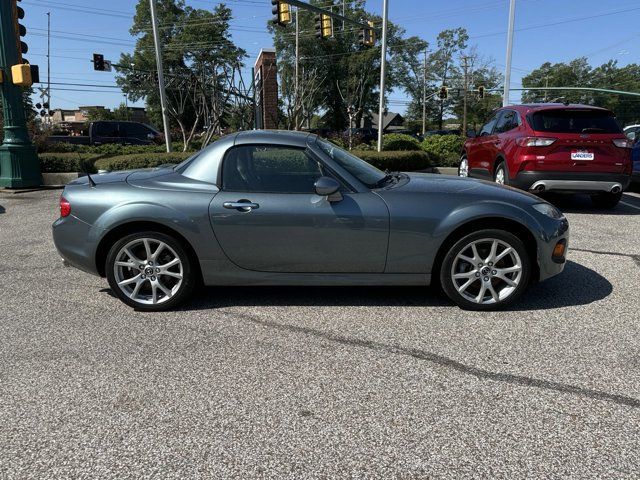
[460,104,632,208]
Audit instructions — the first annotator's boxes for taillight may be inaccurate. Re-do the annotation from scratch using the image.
[515,137,557,147]
[59,196,71,218]
[612,138,632,148]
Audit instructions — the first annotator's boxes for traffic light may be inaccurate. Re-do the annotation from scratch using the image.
[477,85,485,99]
[359,21,375,47]
[315,13,333,40]
[11,0,28,61]
[93,53,105,71]
[271,1,291,26]
[438,86,448,100]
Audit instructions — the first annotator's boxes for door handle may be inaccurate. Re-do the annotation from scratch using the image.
[223,201,259,212]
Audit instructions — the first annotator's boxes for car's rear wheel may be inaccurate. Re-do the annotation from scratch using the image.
[590,191,622,209]
[106,231,195,311]
[458,156,469,177]
[494,161,508,185]
[440,229,531,310]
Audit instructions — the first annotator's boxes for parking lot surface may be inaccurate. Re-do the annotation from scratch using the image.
[1,188,640,478]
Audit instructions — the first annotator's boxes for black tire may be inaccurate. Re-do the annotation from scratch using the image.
[106,231,196,311]
[440,229,531,311]
[590,191,622,209]
[494,161,509,186]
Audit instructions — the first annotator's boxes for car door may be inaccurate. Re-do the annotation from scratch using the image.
[470,111,502,179]
[92,121,121,145]
[209,144,389,273]
[120,122,153,145]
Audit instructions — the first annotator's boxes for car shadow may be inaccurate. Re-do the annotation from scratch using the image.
[541,192,640,215]
[0,205,5,214]
[167,260,609,312]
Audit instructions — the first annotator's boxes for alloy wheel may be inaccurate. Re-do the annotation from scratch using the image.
[450,238,523,305]
[113,238,184,305]
[459,157,469,177]
[495,167,505,185]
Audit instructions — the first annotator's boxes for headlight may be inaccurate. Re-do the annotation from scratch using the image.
[532,203,563,219]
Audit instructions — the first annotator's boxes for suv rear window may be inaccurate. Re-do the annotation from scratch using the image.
[530,109,621,134]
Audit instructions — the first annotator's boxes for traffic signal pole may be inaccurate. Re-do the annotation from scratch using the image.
[149,0,172,153]
[0,0,41,188]
[502,0,516,107]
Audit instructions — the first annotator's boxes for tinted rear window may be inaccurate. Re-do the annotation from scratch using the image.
[530,109,621,134]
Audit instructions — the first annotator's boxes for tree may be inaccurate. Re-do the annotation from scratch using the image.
[86,103,132,122]
[429,28,469,128]
[116,0,247,150]
[271,1,403,132]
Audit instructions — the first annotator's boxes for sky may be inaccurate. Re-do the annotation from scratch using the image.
[20,0,640,118]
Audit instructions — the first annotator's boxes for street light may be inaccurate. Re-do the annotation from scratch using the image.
[503,0,516,107]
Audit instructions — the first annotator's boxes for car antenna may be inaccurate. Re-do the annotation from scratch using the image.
[78,154,97,187]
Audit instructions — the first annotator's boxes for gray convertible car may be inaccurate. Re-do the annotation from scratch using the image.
[52,130,569,311]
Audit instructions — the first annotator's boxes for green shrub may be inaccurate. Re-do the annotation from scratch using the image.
[38,153,104,173]
[420,134,465,167]
[352,150,432,171]
[382,133,421,151]
[94,152,194,171]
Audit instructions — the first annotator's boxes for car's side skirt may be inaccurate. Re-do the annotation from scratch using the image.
[200,268,430,287]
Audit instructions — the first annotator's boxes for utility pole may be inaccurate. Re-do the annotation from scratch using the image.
[461,56,470,137]
[422,49,427,136]
[377,0,389,152]
[295,6,299,130]
[0,1,41,188]
[503,0,516,107]
[46,11,51,128]
[149,0,172,152]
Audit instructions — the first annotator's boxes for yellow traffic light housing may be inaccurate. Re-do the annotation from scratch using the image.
[11,63,32,87]
[360,21,375,47]
[478,85,485,99]
[315,14,333,39]
[271,1,291,26]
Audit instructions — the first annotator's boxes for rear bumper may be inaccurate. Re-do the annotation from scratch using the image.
[511,171,631,193]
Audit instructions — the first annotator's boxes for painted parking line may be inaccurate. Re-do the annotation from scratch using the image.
[620,201,640,211]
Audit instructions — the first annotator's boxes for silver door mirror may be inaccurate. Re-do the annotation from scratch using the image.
[626,131,636,141]
[314,176,342,202]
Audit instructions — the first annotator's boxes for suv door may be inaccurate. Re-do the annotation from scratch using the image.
[209,145,389,273]
[92,121,121,145]
[119,122,154,145]
[492,109,521,177]
[469,111,502,179]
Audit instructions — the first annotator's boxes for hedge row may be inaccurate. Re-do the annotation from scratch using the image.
[352,150,432,171]
[94,152,194,171]
[38,153,105,174]
[420,134,465,167]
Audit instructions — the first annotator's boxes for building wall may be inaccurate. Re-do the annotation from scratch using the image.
[255,49,278,129]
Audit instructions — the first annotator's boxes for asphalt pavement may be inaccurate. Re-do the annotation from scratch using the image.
[1,188,639,478]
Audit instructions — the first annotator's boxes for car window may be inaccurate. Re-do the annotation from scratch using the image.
[479,113,500,136]
[120,123,151,137]
[494,110,519,133]
[94,122,119,137]
[316,139,385,188]
[530,109,622,134]
[222,145,323,193]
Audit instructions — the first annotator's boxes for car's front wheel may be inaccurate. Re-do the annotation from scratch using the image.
[106,231,196,311]
[494,161,508,185]
[590,191,622,209]
[440,229,531,310]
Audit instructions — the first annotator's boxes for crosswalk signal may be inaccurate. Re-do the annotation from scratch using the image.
[93,53,105,71]
[271,1,291,26]
[315,13,333,40]
[359,20,375,47]
[477,85,485,99]
[438,86,448,100]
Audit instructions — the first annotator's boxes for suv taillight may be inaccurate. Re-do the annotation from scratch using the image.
[60,196,71,217]
[612,138,632,148]
[516,137,557,147]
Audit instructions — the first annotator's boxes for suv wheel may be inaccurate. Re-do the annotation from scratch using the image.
[458,156,469,177]
[590,191,622,209]
[106,231,196,311]
[494,161,508,185]
[440,229,531,311]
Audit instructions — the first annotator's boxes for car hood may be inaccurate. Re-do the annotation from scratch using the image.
[386,173,541,204]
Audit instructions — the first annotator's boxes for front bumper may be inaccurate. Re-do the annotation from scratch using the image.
[536,216,570,282]
[511,171,631,193]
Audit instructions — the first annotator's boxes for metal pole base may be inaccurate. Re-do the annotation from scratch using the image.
[0,144,42,188]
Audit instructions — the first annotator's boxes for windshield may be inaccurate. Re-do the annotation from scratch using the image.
[530,109,622,134]
[316,139,386,188]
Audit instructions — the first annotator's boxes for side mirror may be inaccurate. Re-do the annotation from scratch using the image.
[314,176,342,202]
[466,129,477,138]
[626,131,636,142]
[147,133,156,140]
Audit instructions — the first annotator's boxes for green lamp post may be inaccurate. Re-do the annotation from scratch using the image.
[0,0,41,188]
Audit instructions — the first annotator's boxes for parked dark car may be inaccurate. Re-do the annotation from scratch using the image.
[345,127,378,144]
[631,138,640,185]
[48,121,163,146]
[424,129,461,137]
[459,104,633,208]
[53,130,569,312]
